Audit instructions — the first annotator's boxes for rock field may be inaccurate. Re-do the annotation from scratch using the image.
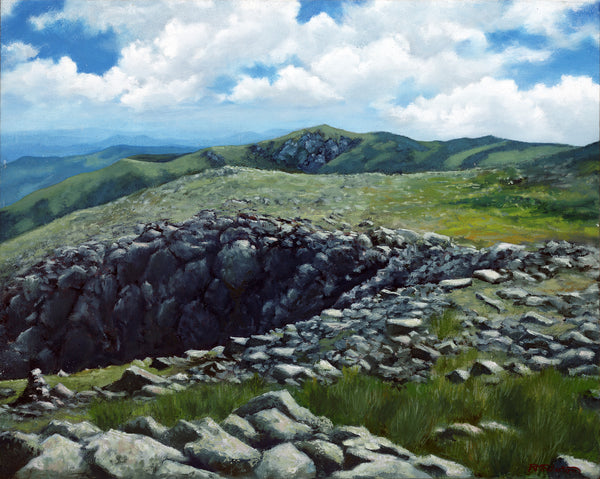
[1,210,599,478]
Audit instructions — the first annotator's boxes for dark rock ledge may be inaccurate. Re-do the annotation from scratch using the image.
[1,210,598,380]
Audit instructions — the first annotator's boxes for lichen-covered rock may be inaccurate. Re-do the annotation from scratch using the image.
[183,417,261,475]
[255,442,316,479]
[15,434,90,479]
[84,429,185,479]
[0,431,42,478]
[249,408,313,445]
[41,420,101,442]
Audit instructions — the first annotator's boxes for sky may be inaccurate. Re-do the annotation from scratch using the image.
[1,0,599,145]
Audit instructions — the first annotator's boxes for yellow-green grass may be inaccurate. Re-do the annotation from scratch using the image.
[444,142,508,169]
[479,145,573,168]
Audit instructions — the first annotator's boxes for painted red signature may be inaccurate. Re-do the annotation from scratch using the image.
[527,464,581,475]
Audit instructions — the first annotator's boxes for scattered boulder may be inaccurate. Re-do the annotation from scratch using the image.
[105,366,169,394]
[473,269,505,284]
[548,455,600,479]
[41,420,101,442]
[0,431,42,478]
[15,434,90,479]
[255,442,316,479]
[183,417,261,475]
[470,360,503,377]
[84,429,186,479]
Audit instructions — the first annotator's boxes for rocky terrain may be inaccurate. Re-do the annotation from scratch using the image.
[248,132,361,173]
[3,378,599,479]
[0,210,599,478]
[1,210,598,381]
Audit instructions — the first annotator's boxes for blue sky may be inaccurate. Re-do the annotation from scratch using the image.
[1,0,599,145]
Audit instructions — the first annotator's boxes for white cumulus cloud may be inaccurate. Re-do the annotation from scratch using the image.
[1,42,39,67]
[387,75,599,145]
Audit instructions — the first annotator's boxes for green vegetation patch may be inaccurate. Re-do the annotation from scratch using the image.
[429,307,463,340]
[294,367,598,478]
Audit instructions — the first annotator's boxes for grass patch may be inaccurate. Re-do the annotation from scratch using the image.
[429,308,463,340]
[293,367,599,478]
[88,374,272,430]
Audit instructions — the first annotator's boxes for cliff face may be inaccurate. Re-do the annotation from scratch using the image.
[249,132,361,172]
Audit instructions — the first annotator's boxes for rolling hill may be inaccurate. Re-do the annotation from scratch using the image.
[0,125,595,243]
[0,145,194,207]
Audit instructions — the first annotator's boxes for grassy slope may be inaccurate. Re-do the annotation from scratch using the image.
[1,164,597,286]
[0,125,581,242]
[0,145,193,207]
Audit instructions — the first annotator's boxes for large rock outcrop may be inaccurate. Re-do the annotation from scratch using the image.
[1,210,597,379]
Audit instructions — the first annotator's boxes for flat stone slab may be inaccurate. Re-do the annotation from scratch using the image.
[473,269,505,284]
[521,311,556,327]
[386,318,424,336]
[439,278,472,290]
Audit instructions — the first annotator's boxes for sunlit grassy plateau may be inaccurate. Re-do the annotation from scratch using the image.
[0,126,598,477]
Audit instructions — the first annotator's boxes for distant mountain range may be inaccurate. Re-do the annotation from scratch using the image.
[0,129,288,163]
[0,145,195,207]
[0,125,597,243]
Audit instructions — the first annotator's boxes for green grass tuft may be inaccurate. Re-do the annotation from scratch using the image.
[429,308,463,340]
[88,373,271,430]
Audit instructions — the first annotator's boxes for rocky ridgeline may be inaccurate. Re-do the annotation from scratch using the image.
[249,132,361,173]
[1,210,599,380]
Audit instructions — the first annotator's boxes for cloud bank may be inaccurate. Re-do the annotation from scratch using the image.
[1,0,598,144]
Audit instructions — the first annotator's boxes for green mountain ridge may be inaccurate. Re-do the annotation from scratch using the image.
[0,145,193,207]
[0,125,594,243]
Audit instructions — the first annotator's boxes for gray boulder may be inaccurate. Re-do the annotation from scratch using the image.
[521,311,556,327]
[57,265,88,290]
[473,269,505,284]
[548,455,600,479]
[557,349,596,371]
[183,417,261,475]
[249,408,313,445]
[439,278,472,290]
[41,420,101,442]
[386,318,423,336]
[120,416,169,440]
[234,390,328,431]
[0,431,42,478]
[470,360,503,376]
[105,366,169,394]
[15,434,90,479]
[255,442,316,479]
[160,420,204,450]
[296,439,344,475]
[331,454,431,478]
[220,414,259,446]
[446,369,470,384]
[216,240,261,289]
[85,429,185,479]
